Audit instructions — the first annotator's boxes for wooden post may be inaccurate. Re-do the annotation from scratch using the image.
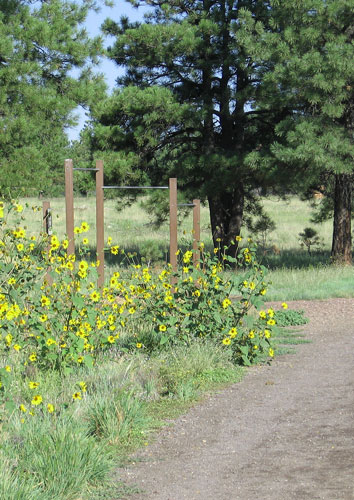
[42,201,52,236]
[169,178,178,282]
[96,160,104,288]
[43,201,53,285]
[64,159,75,256]
[192,199,200,267]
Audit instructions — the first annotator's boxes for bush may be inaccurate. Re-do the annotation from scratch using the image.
[0,201,277,421]
[299,227,323,255]
[274,309,309,327]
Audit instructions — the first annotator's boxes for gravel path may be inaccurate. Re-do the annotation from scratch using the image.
[116,298,354,500]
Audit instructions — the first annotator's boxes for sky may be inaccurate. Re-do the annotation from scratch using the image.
[67,1,148,141]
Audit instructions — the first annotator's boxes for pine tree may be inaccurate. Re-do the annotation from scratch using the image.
[0,0,107,196]
[91,0,286,254]
[241,0,354,263]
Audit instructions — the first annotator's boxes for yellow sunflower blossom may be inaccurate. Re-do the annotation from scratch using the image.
[31,395,43,406]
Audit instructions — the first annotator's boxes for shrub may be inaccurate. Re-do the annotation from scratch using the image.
[274,309,309,327]
[299,227,323,255]
[120,240,276,366]
[0,202,276,420]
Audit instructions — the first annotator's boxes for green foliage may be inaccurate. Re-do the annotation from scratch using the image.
[299,227,323,255]
[139,240,165,265]
[0,0,107,196]
[91,0,284,251]
[0,203,277,422]
[274,309,309,327]
[155,342,243,399]
[0,202,281,499]
[240,0,354,262]
[86,390,147,443]
[0,452,44,500]
[0,339,243,499]
[247,213,277,250]
[2,418,112,500]
[119,241,276,366]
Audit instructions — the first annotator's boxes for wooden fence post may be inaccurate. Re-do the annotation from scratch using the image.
[192,199,200,267]
[96,160,104,288]
[169,178,178,282]
[64,159,75,256]
[42,201,52,236]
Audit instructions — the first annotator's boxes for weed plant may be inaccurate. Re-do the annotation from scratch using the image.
[273,309,309,327]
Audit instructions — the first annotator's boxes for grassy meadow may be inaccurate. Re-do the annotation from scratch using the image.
[16,194,354,301]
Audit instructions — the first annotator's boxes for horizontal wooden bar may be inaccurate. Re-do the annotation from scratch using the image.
[178,203,195,207]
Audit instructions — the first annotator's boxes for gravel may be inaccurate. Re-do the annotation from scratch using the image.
[115,298,354,500]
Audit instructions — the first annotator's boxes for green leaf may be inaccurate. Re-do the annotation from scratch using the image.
[72,295,84,309]
[250,296,263,309]
[239,345,249,355]
[160,335,169,345]
[83,355,94,368]
[76,338,85,352]
[5,400,16,414]
[241,355,251,366]
[63,366,73,376]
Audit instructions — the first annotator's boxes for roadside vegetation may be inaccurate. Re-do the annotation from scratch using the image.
[1,1,352,497]
[12,195,353,302]
[0,191,347,499]
[1,200,280,499]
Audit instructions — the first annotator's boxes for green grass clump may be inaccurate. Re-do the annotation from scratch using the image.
[274,309,309,327]
[0,341,244,499]
[0,452,44,500]
[273,328,311,355]
[1,417,112,500]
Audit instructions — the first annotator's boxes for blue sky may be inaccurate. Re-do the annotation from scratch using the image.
[67,1,148,141]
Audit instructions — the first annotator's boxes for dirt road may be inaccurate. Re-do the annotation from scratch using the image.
[117,298,354,500]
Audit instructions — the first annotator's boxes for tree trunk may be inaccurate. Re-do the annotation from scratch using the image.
[208,185,244,259]
[331,173,352,265]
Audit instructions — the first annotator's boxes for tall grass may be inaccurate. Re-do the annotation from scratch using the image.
[13,195,354,300]
[14,194,333,253]
[265,265,354,301]
[0,342,243,499]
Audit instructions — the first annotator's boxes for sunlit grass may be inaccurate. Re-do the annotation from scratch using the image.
[0,342,243,499]
[256,196,333,251]
[15,196,213,250]
[15,195,332,254]
[265,265,354,301]
[13,195,354,300]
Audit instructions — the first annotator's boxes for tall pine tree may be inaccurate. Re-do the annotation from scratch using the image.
[91,0,285,253]
[0,0,107,195]
[240,0,354,263]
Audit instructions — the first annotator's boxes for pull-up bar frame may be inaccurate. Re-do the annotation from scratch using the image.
[65,160,200,287]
